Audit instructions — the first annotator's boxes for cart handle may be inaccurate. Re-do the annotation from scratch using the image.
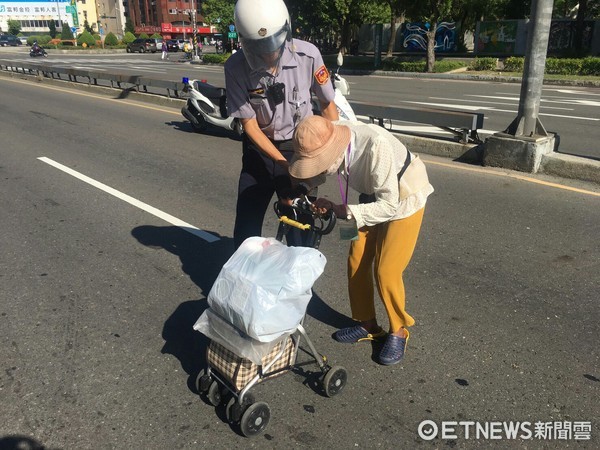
[279,216,312,230]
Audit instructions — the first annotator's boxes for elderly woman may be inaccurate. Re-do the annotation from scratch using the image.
[288,116,433,365]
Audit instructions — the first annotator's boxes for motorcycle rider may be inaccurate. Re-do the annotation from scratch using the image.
[31,40,41,54]
[224,0,339,249]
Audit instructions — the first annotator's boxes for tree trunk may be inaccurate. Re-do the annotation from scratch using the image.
[574,0,588,52]
[426,25,437,72]
[386,14,403,58]
[339,19,352,54]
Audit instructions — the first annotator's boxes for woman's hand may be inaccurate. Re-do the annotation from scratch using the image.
[312,198,347,218]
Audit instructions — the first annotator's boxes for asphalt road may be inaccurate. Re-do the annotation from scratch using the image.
[0,70,599,448]
[1,48,598,160]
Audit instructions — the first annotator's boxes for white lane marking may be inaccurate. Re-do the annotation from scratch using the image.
[539,112,600,120]
[468,94,600,107]
[403,101,599,121]
[37,157,219,243]
[428,97,574,110]
[543,89,600,96]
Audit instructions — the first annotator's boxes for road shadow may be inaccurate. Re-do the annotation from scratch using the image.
[131,225,233,295]
[131,225,350,392]
[307,291,354,330]
[131,225,234,391]
[0,435,51,450]
[169,119,242,141]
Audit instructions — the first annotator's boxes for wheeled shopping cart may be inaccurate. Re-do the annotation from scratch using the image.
[194,196,348,437]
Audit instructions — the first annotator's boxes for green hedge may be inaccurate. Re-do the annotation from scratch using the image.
[503,57,524,72]
[104,32,119,46]
[122,32,136,44]
[545,58,582,75]
[434,61,467,73]
[202,53,231,64]
[470,57,497,71]
[27,35,52,45]
[581,57,600,76]
[77,30,97,47]
[500,56,600,76]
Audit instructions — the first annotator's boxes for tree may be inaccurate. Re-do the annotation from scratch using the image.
[122,31,136,44]
[7,19,21,35]
[386,0,406,57]
[84,20,94,34]
[61,23,75,39]
[49,20,57,38]
[450,0,501,52]
[125,18,135,34]
[202,0,236,35]
[105,32,119,46]
[574,0,588,52]
[77,30,97,47]
[289,0,388,54]
[406,0,453,72]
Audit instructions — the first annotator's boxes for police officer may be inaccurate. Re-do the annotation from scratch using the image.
[225,0,339,249]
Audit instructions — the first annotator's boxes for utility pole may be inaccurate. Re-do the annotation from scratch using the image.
[192,0,198,60]
[180,0,199,60]
[504,0,554,138]
[483,0,557,174]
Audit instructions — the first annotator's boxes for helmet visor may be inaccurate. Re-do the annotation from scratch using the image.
[240,24,289,72]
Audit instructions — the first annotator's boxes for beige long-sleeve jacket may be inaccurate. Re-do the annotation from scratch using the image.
[340,122,434,229]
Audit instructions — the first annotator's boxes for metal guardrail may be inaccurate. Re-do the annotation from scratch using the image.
[0,59,184,98]
[1,59,484,142]
[349,100,484,144]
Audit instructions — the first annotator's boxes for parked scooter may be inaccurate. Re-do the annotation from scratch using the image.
[331,52,356,121]
[30,46,48,58]
[181,77,243,136]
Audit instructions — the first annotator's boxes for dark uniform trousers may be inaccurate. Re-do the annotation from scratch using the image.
[233,135,312,249]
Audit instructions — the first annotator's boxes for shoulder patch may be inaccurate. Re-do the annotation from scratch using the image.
[314,65,329,85]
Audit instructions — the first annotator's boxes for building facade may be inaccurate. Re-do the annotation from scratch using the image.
[128,0,217,40]
[1,0,216,40]
[0,0,119,38]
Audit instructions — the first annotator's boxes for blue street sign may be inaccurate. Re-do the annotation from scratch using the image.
[229,24,235,32]
[71,27,77,33]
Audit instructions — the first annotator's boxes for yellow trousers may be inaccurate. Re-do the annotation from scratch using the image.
[347,208,425,332]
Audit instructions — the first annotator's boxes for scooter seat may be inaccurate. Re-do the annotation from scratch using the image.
[193,81,227,101]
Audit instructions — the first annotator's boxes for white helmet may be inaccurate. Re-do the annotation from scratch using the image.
[234,0,291,71]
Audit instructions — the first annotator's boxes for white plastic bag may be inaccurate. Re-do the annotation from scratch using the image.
[193,308,286,365]
[205,237,326,342]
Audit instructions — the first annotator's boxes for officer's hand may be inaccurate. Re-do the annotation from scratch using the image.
[312,198,346,218]
[275,159,289,170]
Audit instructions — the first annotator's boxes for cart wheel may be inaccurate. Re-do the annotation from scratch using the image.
[240,402,270,437]
[207,380,222,406]
[323,366,347,397]
[195,369,211,394]
[226,393,255,423]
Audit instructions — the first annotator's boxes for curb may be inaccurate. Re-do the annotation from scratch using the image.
[391,132,599,185]
[540,152,600,184]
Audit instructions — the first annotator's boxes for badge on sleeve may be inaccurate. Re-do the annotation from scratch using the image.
[314,65,329,85]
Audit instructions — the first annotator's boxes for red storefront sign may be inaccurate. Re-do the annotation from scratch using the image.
[161,24,212,34]
[135,26,162,33]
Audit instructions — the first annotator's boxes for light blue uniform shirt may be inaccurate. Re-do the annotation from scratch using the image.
[225,39,335,141]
